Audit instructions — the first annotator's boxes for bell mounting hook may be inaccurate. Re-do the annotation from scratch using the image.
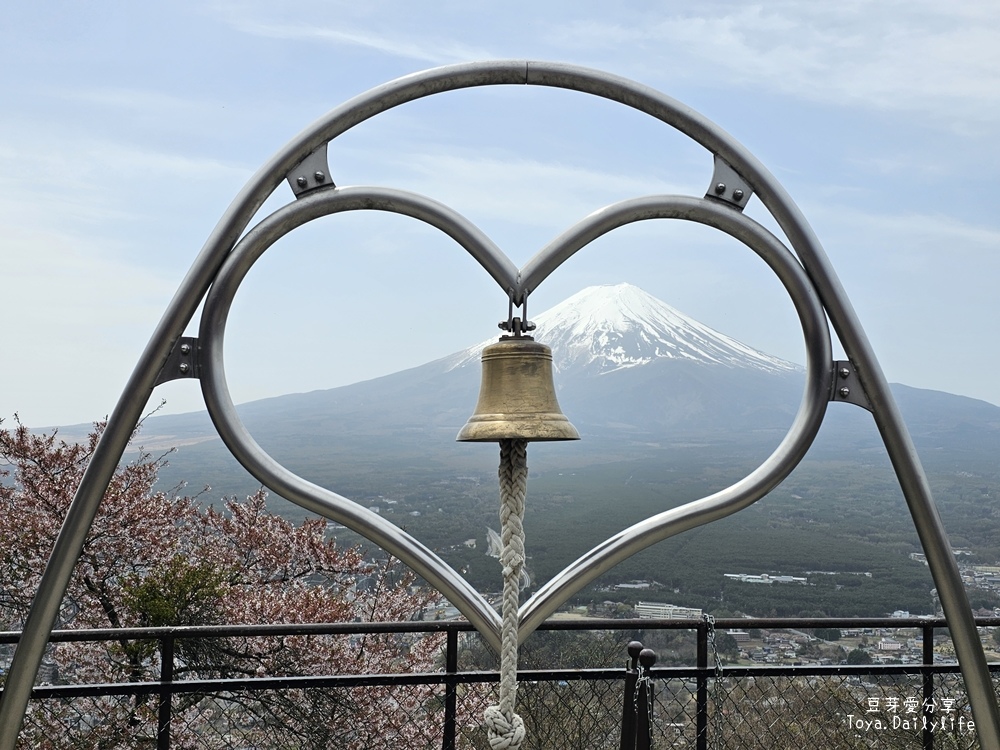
[498,293,536,339]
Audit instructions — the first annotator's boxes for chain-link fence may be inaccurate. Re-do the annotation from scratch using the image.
[699,672,981,750]
[3,617,999,749]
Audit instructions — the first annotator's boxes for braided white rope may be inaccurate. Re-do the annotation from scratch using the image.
[484,438,527,750]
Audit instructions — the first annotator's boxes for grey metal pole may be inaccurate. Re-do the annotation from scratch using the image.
[754,182,1000,750]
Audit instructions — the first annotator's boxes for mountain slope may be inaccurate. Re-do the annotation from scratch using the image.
[132,283,1000,505]
[120,284,1000,615]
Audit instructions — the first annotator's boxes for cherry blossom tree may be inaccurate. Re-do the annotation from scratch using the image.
[0,417,446,748]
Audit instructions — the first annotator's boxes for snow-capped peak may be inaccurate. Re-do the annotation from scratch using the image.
[452,283,797,375]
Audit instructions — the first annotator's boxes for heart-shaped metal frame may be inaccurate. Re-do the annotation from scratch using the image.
[5,60,998,747]
[199,186,832,648]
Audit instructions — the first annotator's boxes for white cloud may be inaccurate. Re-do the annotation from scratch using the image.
[804,199,1000,261]
[0,133,252,278]
[396,151,696,229]
[211,0,1000,127]
[551,1,1000,128]
[229,19,494,65]
[59,87,209,117]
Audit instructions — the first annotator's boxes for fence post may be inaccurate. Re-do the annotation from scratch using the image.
[157,633,174,750]
[442,627,458,750]
[923,624,935,750]
[697,621,708,750]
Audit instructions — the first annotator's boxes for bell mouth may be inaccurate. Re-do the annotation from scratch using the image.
[457,338,580,443]
[457,412,580,442]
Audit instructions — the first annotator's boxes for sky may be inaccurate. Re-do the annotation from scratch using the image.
[2,1,1000,428]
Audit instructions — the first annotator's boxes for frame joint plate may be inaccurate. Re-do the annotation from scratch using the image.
[705,156,752,211]
[829,360,872,411]
[287,143,335,197]
[155,337,200,386]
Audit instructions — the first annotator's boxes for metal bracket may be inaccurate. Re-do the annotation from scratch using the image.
[498,294,536,338]
[286,143,335,197]
[154,337,200,386]
[705,156,752,211]
[829,360,872,411]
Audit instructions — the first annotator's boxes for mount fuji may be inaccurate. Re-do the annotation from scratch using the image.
[452,283,796,377]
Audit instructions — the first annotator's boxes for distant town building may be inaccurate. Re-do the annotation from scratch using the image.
[723,573,807,585]
[634,602,703,620]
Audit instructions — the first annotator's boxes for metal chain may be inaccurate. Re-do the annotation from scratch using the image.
[634,665,654,743]
[704,614,726,748]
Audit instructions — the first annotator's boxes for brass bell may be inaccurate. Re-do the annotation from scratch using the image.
[457,337,580,442]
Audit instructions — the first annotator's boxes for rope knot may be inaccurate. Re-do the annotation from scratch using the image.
[484,705,526,750]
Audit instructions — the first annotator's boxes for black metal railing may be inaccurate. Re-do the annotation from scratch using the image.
[2,616,998,749]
